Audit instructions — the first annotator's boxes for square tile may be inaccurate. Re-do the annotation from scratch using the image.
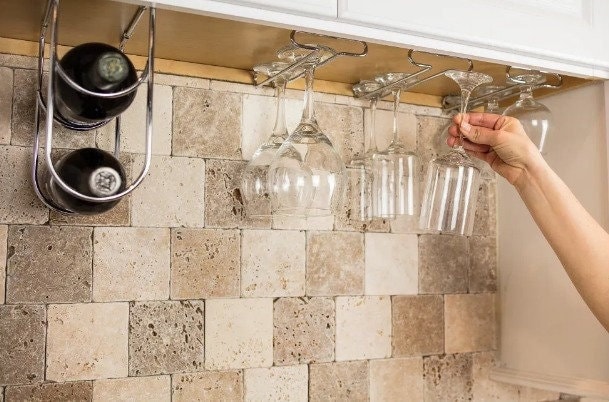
[0,54,37,69]
[369,358,424,402]
[365,233,418,295]
[210,80,274,97]
[129,300,205,375]
[93,376,170,402]
[309,361,368,402]
[154,73,210,89]
[423,354,473,401]
[205,159,269,229]
[172,371,243,402]
[335,296,391,361]
[173,87,241,159]
[93,227,170,301]
[0,146,48,224]
[271,215,334,231]
[469,236,497,292]
[419,234,468,294]
[306,231,364,296]
[171,228,240,299]
[273,297,334,365]
[0,225,6,303]
[392,295,444,356]
[96,84,172,155]
[244,365,308,402]
[131,154,205,227]
[471,352,521,401]
[5,382,92,402]
[0,67,12,144]
[7,225,92,303]
[473,181,497,236]
[205,298,273,370]
[445,293,496,353]
[0,305,45,386]
[315,103,364,163]
[369,108,417,153]
[46,303,129,381]
[241,230,305,297]
[416,115,451,176]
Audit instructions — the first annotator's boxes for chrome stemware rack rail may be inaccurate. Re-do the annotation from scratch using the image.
[252,30,368,87]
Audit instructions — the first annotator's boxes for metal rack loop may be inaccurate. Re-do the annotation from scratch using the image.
[253,30,368,88]
[31,0,156,214]
[353,50,474,100]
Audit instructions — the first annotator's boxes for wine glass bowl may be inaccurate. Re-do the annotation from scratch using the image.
[374,72,410,87]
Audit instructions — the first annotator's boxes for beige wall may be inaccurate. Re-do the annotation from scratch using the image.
[498,82,609,393]
[0,52,557,401]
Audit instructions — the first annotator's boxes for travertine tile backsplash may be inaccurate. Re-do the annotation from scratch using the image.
[0,52,560,401]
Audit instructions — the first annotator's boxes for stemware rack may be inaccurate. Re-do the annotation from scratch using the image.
[252,30,368,87]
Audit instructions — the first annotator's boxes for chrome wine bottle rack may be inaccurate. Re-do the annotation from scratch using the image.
[252,30,368,87]
[32,0,156,215]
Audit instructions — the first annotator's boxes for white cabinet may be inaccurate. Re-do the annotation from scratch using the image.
[338,0,609,78]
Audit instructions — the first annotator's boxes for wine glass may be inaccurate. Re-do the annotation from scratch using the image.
[371,83,418,219]
[475,84,506,114]
[419,70,493,236]
[240,62,291,218]
[502,71,552,154]
[268,50,345,217]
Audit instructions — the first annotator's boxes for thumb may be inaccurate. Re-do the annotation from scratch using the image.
[459,120,499,147]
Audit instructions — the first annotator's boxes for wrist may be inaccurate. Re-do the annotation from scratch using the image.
[514,151,548,193]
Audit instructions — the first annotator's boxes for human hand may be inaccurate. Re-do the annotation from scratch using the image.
[447,113,542,185]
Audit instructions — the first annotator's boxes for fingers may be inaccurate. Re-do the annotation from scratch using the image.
[452,112,505,129]
[446,136,491,153]
[447,120,500,147]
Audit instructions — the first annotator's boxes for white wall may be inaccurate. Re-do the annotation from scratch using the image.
[497,82,609,395]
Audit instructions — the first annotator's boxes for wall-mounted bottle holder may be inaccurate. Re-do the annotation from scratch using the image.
[32,0,156,215]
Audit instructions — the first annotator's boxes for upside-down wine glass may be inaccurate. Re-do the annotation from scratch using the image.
[268,50,345,217]
[419,70,493,236]
[240,62,291,218]
[502,71,552,154]
[371,81,418,219]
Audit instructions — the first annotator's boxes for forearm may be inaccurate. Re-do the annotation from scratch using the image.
[515,156,609,331]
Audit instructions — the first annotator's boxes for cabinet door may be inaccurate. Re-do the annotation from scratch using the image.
[338,0,609,78]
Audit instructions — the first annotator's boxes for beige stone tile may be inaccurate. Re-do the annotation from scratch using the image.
[0,225,6,303]
[309,361,368,402]
[93,376,170,402]
[0,305,45,386]
[11,69,96,149]
[335,296,391,361]
[271,215,334,231]
[5,382,92,402]
[131,154,205,227]
[173,87,241,159]
[368,108,417,153]
[6,225,92,303]
[171,228,240,299]
[469,236,497,293]
[416,115,452,176]
[400,103,446,117]
[154,73,210,89]
[205,159,269,229]
[419,234,469,294]
[241,230,305,297]
[0,67,12,144]
[129,300,205,375]
[244,365,308,402]
[369,358,424,402]
[473,180,497,236]
[273,297,334,365]
[241,94,301,160]
[210,80,274,96]
[205,298,273,370]
[46,303,128,381]
[0,145,49,224]
[306,231,364,296]
[93,227,170,301]
[0,54,37,69]
[471,352,521,401]
[365,233,418,295]
[392,295,444,357]
[445,293,496,353]
[96,84,172,155]
[518,387,561,401]
[423,354,473,401]
[315,103,364,163]
[172,371,243,402]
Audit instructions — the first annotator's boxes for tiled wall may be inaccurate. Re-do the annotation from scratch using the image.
[0,53,560,401]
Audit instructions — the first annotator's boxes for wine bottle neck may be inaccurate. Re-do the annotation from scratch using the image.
[89,167,122,197]
[89,52,129,91]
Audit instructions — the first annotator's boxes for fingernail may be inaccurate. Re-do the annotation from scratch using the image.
[460,121,471,133]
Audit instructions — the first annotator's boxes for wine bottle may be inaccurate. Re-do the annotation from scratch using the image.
[44,148,127,215]
[54,42,137,125]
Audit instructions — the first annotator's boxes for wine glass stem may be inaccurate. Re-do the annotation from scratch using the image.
[272,80,288,136]
[301,65,316,124]
[459,89,471,148]
[368,97,378,153]
[392,88,400,143]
